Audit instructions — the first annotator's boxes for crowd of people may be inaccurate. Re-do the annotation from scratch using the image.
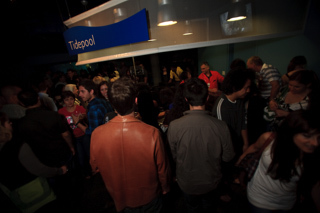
[0,55,320,213]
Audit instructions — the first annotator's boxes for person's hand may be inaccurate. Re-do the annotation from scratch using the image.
[235,154,245,166]
[162,190,169,195]
[269,100,278,111]
[71,113,80,124]
[70,147,76,156]
[60,165,68,175]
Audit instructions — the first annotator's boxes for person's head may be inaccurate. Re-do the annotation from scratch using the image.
[230,58,246,71]
[78,80,97,102]
[288,70,318,94]
[67,69,75,78]
[287,56,307,73]
[269,110,320,181]
[170,63,178,72]
[92,76,105,85]
[99,81,109,99]
[0,85,22,104]
[18,89,40,108]
[38,81,48,93]
[61,91,75,108]
[184,78,208,106]
[247,56,263,72]
[166,83,189,124]
[0,112,12,143]
[108,77,137,116]
[222,69,251,98]
[64,84,78,96]
[57,73,66,82]
[200,62,210,75]
[179,71,192,81]
[162,65,168,74]
[159,87,174,109]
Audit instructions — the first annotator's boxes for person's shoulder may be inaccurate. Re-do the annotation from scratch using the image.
[76,105,86,111]
[58,107,66,114]
[198,72,205,78]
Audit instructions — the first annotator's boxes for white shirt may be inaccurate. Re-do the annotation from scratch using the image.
[247,142,300,210]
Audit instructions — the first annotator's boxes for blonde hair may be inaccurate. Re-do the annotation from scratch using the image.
[92,76,105,85]
[64,84,77,92]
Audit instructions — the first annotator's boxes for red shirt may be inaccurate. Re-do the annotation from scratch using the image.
[58,105,86,138]
[198,70,224,89]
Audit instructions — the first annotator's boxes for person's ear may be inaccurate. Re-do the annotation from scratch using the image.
[89,89,95,96]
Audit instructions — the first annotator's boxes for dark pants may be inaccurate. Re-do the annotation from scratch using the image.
[123,196,163,213]
[76,134,92,176]
[183,189,219,213]
[249,202,289,213]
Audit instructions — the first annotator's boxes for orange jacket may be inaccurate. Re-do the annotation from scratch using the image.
[90,114,170,211]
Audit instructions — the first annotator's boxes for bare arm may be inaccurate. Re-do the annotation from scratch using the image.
[61,130,75,156]
[236,132,272,165]
[19,143,67,177]
[241,129,249,153]
[71,113,87,133]
[269,80,280,101]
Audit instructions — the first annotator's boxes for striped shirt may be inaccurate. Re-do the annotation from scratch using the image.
[259,64,281,99]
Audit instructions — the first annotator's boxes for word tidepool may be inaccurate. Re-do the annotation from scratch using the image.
[68,35,96,51]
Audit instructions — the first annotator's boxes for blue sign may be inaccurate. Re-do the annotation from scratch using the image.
[63,9,149,55]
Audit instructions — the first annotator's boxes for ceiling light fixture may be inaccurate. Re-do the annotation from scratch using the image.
[183,20,193,36]
[227,1,247,22]
[157,0,177,26]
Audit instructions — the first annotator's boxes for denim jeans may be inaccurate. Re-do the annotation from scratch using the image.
[183,189,219,213]
[123,196,163,213]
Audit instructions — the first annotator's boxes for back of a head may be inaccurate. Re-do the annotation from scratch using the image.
[18,89,39,108]
[222,69,252,95]
[184,78,208,106]
[230,58,246,71]
[38,81,48,92]
[92,76,105,85]
[248,56,263,66]
[287,56,307,73]
[108,77,136,116]
[65,84,76,92]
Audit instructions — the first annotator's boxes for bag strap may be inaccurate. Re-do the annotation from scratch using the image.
[255,132,275,158]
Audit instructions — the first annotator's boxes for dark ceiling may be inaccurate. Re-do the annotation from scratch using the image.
[6,0,109,56]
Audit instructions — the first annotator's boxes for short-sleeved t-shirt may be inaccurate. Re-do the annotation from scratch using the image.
[58,105,86,138]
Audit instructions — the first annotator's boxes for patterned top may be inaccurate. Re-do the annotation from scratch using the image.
[86,98,113,135]
[259,64,281,99]
[263,86,309,129]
